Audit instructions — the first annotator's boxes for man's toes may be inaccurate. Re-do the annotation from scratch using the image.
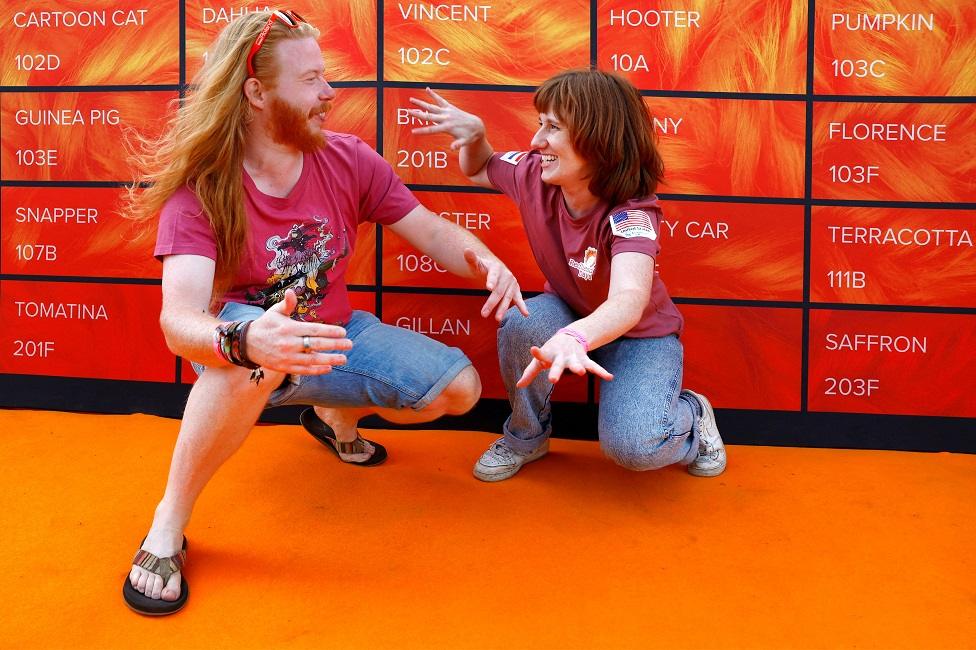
[135,569,149,593]
[161,572,182,601]
[146,574,164,599]
[129,567,142,587]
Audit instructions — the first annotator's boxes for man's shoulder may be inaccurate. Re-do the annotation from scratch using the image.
[161,183,204,215]
[302,132,377,174]
[319,131,369,156]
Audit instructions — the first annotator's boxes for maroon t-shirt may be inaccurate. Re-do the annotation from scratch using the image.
[155,132,418,324]
[487,150,683,338]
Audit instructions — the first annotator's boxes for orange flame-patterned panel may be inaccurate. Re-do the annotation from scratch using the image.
[0,280,174,382]
[1,1,178,86]
[681,304,803,411]
[184,1,376,82]
[812,102,976,202]
[810,206,976,308]
[598,0,807,93]
[1,91,177,181]
[658,201,804,302]
[808,310,976,417]
[647,97,806,198]
[1,187,158,279]
[384,0,589,84]
[384,88,537,186]
[384,191,547,292]
[815,0,976,96]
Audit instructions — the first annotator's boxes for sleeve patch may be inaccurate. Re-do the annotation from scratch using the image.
[499,151,529,166]
[609,210,657,239]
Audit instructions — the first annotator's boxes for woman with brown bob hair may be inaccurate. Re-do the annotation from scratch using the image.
[409,69,726,481]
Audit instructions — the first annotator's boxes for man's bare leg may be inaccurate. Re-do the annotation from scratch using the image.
[128,365,285,602]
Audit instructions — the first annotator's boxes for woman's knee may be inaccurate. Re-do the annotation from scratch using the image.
[498,295,571,346]
[599,423,676,471]
[498,306,540,345]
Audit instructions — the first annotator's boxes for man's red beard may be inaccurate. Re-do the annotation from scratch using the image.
[268,97,330,152]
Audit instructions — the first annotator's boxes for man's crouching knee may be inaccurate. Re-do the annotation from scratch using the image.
[436,365,482,415]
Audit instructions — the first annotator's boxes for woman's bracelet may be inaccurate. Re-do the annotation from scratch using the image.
[556,326,589,352]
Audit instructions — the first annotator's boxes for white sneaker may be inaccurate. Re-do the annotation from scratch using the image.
[683,390,727,477]
[473,437,549,482]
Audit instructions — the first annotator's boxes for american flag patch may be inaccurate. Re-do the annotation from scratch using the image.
[609,210,657,239]
[500,151,529,165]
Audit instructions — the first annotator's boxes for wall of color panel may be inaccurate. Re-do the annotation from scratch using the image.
[2,1,973,450]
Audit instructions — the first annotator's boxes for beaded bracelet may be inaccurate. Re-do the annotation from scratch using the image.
[556,326,589,352]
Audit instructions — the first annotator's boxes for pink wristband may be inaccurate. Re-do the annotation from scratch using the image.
[556,327,589,352]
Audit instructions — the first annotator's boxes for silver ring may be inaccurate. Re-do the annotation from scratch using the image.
[302,335,312,353]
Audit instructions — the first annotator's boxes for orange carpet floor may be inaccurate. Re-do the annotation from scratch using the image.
[1,408,973,650]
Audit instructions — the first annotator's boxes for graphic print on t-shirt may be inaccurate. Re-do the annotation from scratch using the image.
[567,246,598,281]
[244,217,348,321]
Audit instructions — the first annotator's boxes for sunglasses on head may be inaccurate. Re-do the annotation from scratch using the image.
[246,9,306,77]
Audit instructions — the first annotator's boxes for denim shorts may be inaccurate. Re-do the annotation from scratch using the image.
[195,302,472,411]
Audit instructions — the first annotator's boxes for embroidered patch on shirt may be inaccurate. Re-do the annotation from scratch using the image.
[567,246,598,281]
[609,209,657,239]
[500,151,529,166]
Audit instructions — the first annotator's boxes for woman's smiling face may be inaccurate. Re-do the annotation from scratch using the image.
[530,111,589,190]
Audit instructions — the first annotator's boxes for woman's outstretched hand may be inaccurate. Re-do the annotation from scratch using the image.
[516,333,614,387]
[407,88,486,150]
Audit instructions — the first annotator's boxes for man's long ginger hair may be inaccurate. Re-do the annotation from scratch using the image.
[124,12,320,294]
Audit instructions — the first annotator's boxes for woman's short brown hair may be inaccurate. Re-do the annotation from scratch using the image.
[534,69,664,206]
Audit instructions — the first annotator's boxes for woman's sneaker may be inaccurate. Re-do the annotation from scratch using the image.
[682,390,727,477]
[473,437,549,482]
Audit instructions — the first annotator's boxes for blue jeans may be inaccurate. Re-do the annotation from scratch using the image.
[498,293,700,470]
[196,303,472,411]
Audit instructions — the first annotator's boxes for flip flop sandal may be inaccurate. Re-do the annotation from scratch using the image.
[300,408,388,466]
[122,536,189,616]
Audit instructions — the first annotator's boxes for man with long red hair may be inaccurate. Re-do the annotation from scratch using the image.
[122,10,525,615]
